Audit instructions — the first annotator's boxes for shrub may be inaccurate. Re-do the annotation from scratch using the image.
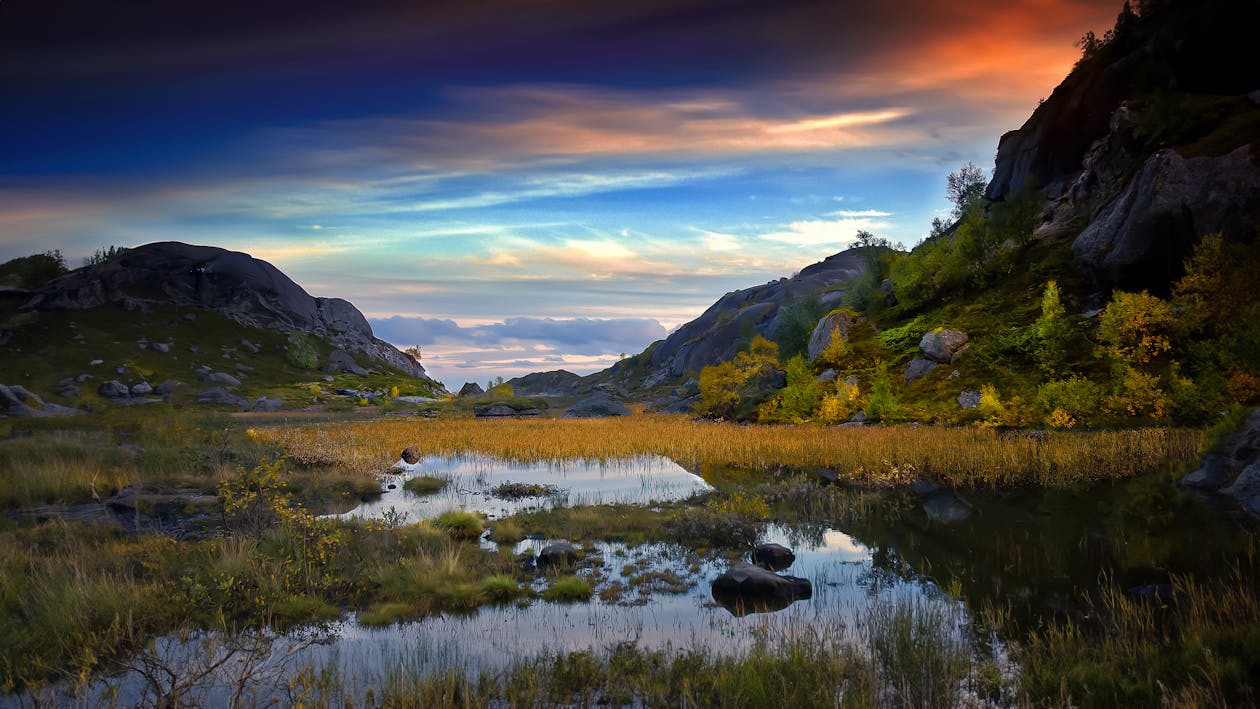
[758,355,821,423]
[1033,281,1073,375]
[0,250,68,289]
[1098,291,1178,366]
[975,384,1006,424]
[481,575,521,603]
[403,476,448,495]
[487,382,515,399]
[818,379,862,425]
[1036,376,1103,424]
[865,360,899,421]
[286,332,320,370]
[1108,366,1172,419]
[695,336,783,421]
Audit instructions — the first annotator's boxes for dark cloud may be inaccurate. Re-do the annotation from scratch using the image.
[370,316,667,354]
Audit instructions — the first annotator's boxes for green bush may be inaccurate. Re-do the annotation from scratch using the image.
[286,332,320,370]
[433,511,486,541]
[542,576,593,603]
[865,360,899,422]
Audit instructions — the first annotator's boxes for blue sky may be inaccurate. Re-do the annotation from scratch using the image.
[0,0,1121,388]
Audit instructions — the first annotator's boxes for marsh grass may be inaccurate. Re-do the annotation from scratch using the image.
[432,511,487,541]
[1014,561,1260,707]
[402,476,448,495]
[865,600,971,708]
[541,576,593,602]
[259,416,1202,487]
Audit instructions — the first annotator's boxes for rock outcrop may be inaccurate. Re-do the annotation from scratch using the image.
[506,370,585,397]
[806,310,853,363]
[984,0,1260,293]
[1182,408,1260,516]
[626,250,864,387]
[562,392,631,419]
[21,241,434,381]
[0,384,83,417]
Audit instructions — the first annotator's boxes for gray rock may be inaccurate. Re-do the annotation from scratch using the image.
[506,370,585,397]
[537,542,581,567]
[903,358,939,383]
[1073,146,1260,292]
[850,410,869,424]
[195,387,247,407]
[1222,463,1260,516]
[182,312,197,321]
[562,392,631,419]
[89,359,104,366]
[154,379,185,396]
[751,543,795,571]
[320,348,369,376]
[0,384,84,417]
[234,363,255,373]
[130,382,153,396]
[251,397,283,412]
[817,369,838,384]
[240,339,261,354]
[205,372,241,387]
[919,329,969,363]
[806,310,853,363]
[474,404,527,418]
[711,562,812,602]
[75,374,92,383]
[958,390,982,409]
[57,385,80,398]
[458,382,485,398]
[150,342,172,353]
[98,380,130,398]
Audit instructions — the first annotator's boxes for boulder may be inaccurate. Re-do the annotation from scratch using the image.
[401,446,422,464]
[250,397,283,412]
[919,329,969,363]
[817,369,838,384]
[0,384,83,417]
[903,358,939,383]
[711,562,812,603]
[957,390,982,409]
[204,372,241,387]
[562,392,631,419]
[130,382,153,396]
[154,379,185,396]
[474,404,536,418]
[240,339,261,354]
[195,387,247,407]
[1222,462,1260,516]
[320,348,369,376]
[150,342,172,353]
[98,380,130,398]
[751,543,796,571]
[806,310,853,363]
[458,382,485,398]
[537,542,581,567]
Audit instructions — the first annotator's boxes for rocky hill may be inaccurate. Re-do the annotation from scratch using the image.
[987,0,1260,294]
[1,242,442,416]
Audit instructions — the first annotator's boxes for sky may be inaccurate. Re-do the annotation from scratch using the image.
[0,0,1122,389]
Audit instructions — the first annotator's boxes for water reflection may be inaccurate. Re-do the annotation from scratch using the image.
[339,454,711,521]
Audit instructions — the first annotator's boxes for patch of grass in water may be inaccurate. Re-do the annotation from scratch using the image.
[488,481,561,499]
[541,576,592,603]
[487,518,525,544]
[480,574,523,603]
[402,475,448,496]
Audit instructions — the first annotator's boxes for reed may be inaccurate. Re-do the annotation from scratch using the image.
[257,415,1203,487]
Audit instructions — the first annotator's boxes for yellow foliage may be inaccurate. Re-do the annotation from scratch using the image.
[1045,408,1077,429]
[1108,367,1172,419]
[818,328,851,368]
[1097,291,1177,366]
[1227,371,1260,405]
[389,386,400,398]
[707,491,770,519]
[976,384,1005,425]
[817,379,862,424]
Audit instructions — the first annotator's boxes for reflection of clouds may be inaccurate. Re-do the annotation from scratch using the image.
[821,530,872,563]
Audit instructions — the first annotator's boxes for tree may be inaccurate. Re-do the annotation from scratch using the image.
[1033,281,1072,375]
[84,245,129,267]
[945,162,987,220]
[403,346,422,363]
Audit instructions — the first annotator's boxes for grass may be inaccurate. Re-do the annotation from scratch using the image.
[488,481,561,499]
[432,510,487,541]
[541,576,593,602]
[402,476,448,495]
[258,415,1203,487]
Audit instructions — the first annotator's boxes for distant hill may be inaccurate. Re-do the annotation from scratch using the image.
[1,241,443,415]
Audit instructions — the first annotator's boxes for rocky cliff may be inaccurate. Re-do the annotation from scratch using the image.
[986,0,1260,294]
[21,241,431,379]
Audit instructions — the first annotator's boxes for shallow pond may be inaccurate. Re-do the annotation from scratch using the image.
[337,454,711,521]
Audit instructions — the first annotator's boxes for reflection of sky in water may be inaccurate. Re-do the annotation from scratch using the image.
[338,455,711,521]
[35,524,974,706]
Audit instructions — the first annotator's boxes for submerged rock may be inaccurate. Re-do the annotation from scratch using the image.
[711,562,811,615]
[923,492,973,523]
[537,542,581,567]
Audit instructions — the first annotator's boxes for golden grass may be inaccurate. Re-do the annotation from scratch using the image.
[255,414,1203,487]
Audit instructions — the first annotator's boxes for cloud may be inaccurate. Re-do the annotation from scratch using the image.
[370,316,667,352]
[758,214,895,248]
